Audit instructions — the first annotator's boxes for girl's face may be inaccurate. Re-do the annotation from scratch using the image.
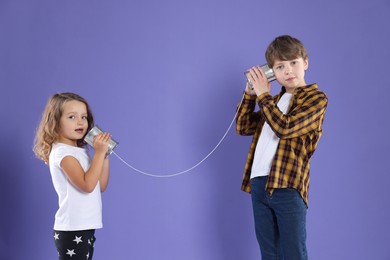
[273,57,308,93]
[58,100,88,146]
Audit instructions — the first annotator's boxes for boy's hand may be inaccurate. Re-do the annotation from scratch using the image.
[245,82,256,95]
[246,66,271,96]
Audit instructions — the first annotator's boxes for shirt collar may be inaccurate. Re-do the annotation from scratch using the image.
[281,84,318,96]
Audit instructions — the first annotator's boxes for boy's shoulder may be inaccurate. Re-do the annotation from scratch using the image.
[294,84,328,108]
[300,84,327,98]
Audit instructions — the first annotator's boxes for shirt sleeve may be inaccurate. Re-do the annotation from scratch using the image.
[52,145,78,168]
[257,90,328,139]
[236,92,263,136]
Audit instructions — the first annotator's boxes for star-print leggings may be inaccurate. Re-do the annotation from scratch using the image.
[53,229,96,260]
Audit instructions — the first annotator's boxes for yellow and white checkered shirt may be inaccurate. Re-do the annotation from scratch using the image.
[236,84,328,205]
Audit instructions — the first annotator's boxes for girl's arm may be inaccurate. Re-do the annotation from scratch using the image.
[61,133,110,193]
[99,157,110,192]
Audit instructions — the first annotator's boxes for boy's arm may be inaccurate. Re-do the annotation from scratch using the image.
[258,90,328,139]
[236,92,262,136]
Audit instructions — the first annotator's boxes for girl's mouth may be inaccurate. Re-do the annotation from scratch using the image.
[75,128,84,134]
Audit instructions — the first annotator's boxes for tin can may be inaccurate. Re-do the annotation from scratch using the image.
[84,125,119,156]
[244,64,276,89]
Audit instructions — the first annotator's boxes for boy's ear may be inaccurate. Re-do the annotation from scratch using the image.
[304,58,309,70]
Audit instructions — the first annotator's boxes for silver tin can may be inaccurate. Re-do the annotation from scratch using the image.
[244,64,276,89]
[84,125,119,156]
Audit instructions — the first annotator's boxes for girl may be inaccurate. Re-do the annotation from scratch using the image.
[33,92,111,260]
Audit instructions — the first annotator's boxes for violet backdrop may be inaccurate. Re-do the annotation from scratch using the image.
[1,0,389,259]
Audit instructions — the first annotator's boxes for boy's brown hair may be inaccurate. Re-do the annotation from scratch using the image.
[265,35,308,68]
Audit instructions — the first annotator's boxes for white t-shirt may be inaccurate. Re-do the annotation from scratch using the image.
[251,92,293,178]
[49,143,103,231]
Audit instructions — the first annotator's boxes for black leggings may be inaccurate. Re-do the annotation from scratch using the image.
[53,229,96,260]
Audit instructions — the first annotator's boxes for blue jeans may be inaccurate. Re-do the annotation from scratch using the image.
[250,177,308,260]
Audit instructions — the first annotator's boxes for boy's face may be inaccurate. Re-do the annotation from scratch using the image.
[272,57,308,93]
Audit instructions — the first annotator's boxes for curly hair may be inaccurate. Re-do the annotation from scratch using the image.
[33,92,95,164]
[265,35,308,68]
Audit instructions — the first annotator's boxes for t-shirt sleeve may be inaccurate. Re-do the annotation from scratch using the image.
[51,146,78,168]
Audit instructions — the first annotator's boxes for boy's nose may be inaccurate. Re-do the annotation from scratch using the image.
[285,66,292,74]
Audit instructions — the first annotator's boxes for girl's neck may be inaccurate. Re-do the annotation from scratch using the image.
[58,137,78,147]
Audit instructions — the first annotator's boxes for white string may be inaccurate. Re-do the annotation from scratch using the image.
[112,93,245,178]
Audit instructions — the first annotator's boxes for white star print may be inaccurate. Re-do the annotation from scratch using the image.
[66,249,76,257]
[73,235,83,244]
[54,233,60,240]
[86,252,90,259]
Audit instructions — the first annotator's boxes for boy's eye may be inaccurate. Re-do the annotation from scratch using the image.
[82,116,88,120]
[69,115,75,119]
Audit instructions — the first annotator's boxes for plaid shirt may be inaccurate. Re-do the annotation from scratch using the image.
[236,84,328,205]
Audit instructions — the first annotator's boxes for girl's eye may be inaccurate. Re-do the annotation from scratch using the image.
[69,115,75,119]
[82,116,88,120]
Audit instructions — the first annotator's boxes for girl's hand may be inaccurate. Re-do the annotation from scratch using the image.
[93,132,111,155]
[246,66,271,96]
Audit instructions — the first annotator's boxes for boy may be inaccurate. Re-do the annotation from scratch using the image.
[236,35,327,260]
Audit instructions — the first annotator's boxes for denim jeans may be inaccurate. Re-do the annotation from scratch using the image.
[250,176,308,260]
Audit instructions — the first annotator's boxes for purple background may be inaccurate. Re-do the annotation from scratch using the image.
[1,0,389,259]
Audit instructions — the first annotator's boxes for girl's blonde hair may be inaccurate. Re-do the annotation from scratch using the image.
[33,92,95,164]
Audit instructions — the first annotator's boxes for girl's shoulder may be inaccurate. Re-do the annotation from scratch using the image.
[50,143,87,163]
[52,142,86,151]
